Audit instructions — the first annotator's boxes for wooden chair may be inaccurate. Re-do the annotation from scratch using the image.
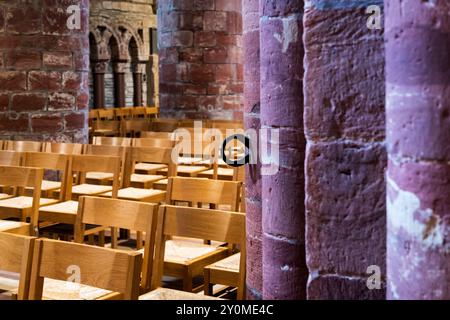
[74,196,158,291]
[145,106,159,119]
[149,205,245,298]
[97,108,115,120]
[151,119,178,132]
[38,155,121,245]
[0,166,44,235]
[42,142,83,155]
[83,145,127,187]
[0,232,36,300]
[5,141,42,152]
[140,131,175,139]
[99,147,174,202]
[0,150,24,199]
[92,120,120,137]
[115,107,132,121]
[131,106,147,118]
[121,119,152,138]
[92,136,132,147]
[29,239,142,300]
[23,152,71,200]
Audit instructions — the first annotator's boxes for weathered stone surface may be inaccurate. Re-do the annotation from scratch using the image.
[386,0,450,300]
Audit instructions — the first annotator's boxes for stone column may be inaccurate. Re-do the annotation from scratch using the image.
[260,0,307,299]
[133,64,145,107]
[114,63,127,108]
[93,62,107,109]
[243,0,262,300]
[386,0,450,300]
[157,0,243,120]
[0,0,89,143]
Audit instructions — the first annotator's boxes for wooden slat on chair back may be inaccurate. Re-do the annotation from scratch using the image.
[97,108,115,120]
[5,141,42,152]
[29,239,142,300]
[121,119,152,137]
[167,177,242,212]
[75,196,159,290]
[140,131,175,139]
[43,142,83,154]
[0,150,23,166]
[152,205,246,297]
[125,147,176,186]
[132,138,175,148]
[92,136,132,147]
[145,107,159,118]
[151,119,178,132]
[131,106,146,118]
[23,152,71,201]
[0,232,35,300]
[92,120,121,132]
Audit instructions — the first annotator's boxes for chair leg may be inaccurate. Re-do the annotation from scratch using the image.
[183,268,193,292]
[88,234,95,245]
[136,231,143,250]
[98,231,105,247]
[204,268,213,296]
[111,227,118,248]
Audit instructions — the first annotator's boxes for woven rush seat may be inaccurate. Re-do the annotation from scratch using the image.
[177,156,203,165]
[0,193,11,200]
[206,253,240,272]
[134,162,167,173]
[0,271,19,293]
[39,279,113,300]
[131,174,165,185]
[0,196,58,209]
[71,184,112,196]
[85,172,114,180]
[38,200,79,225]
[153,178,168,190]
[138,239,226,263]
[100,187,166,202]
[158,165,208,176]
[139,288,223,300]
[25,180,62,192]
[39,200,79,215]
[0,220,29,233]
[197,168,234,180]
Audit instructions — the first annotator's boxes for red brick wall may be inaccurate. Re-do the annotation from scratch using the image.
[304,1,386,299]
[158,0,243,120]
[0,0,89,142]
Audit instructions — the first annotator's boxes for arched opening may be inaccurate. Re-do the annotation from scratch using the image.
[107,35,120,108]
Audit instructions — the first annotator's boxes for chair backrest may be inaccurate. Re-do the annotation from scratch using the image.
[0,150,23,166]
[5,141,42,152]
[166,177,242,212]
[140,131,175,139]
[0,232,36,300]
[74,196,159,291]
[92,136,132,147]
[152,205,246,298]
[132,138,175,148]
[121,119,152,138]
[42,142,83,155]
[29,238,143,300]
[23,152,71,201]
[115,108,132,120]
[97,108,115,120]
[151,119,179,132]
[145,106,159,118]
[131,106,146,118]
[69,155,121,199]
[124,147,177,187]
[0,165,44,233]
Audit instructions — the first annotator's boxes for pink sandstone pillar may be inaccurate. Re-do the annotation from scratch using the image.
[260,0,307,299]
[0,0,89,142]
[386,0,450,299]
[243,0,262,300]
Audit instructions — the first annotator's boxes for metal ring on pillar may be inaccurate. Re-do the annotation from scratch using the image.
[221,134,251,167]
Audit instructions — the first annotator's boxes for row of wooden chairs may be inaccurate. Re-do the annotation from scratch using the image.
[91,118,244,138]
[90,106,159,121]
[0,196,246,300]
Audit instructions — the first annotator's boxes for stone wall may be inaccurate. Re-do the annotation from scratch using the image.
[158,0,243,120]
[0,0,89,143]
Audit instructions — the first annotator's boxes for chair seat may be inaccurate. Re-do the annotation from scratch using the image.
[206,253,240,272]
[139,288,222,300]
[86,172,114,180]
[40,278,112,300]
[177,157,203,165]
[197,168,234,179]
[158,165,208,176]
[72,184,112,196]
[39,200,79,215]
[0,271,19,293]
[100,188,166,202]
[134,163,167,173]
[131,174,165,184]
[0,193,12,200]
[0,220,29,234]
[138,240,225,264]
[0,196,58,209]
[153,179,168,190]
